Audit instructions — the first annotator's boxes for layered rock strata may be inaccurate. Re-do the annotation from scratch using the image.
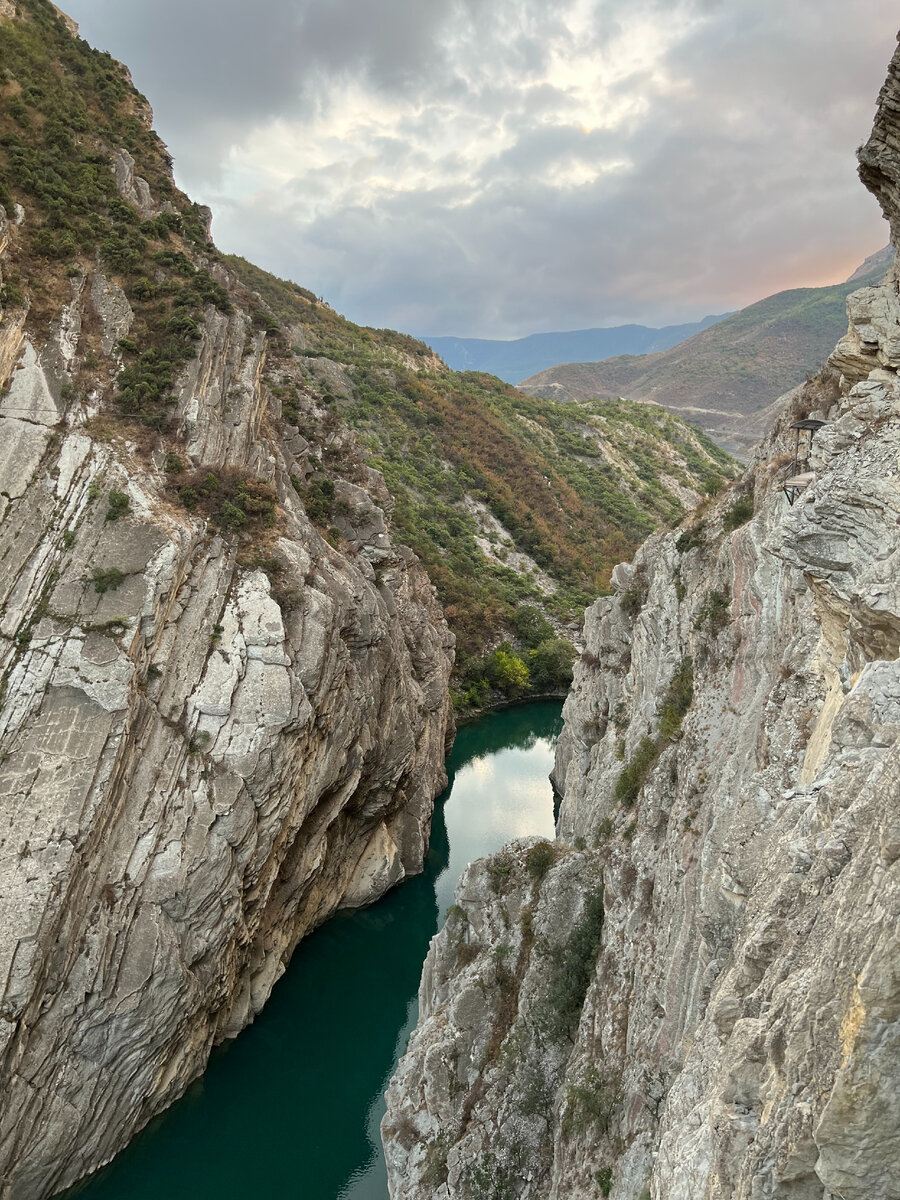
[382,40,900,1200]
[0,160,453,1200]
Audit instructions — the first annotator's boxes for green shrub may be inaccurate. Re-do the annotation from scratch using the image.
[594,817,614,845]
[187,729,212,753]
[723,493,754,532]
[301,475,336,525]
[465,1149,517,1200]
[541,887,604,1040]
[562,1065,620,1136]
[130,276,156,301]
[675,523,704,553]
[488,851,513,893]
[696,588,731,632]
[91,567,125,594]
[620,586,644,619]
[657,657,693,741]
[525,840,555,884]
[614,736,658,806]
[486,645,530,698]
[513,604,554,649]
[218,499,247,530]
[105,489,130,521]
[171,468,276,532]
[419,1135,450,1190]
[528,637,575,690]
[0,278,23,306]
[517,1062,552,1117]
[595,1165,614,1196]
[166,310,200,341]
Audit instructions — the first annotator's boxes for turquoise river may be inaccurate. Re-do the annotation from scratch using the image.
[66,701,564,1200]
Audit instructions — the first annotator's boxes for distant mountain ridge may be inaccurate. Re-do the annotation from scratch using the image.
[520,251,894,457]
[424,314,730,383]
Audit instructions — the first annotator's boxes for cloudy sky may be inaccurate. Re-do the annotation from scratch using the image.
[65,0,897,338]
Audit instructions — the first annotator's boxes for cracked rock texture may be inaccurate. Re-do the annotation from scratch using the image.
[0,160,453,1200]
[383,40,900,1200]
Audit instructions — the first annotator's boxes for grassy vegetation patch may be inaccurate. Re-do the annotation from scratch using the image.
[722,493,754,532]
[695,589,731,632]
[170,467,277,533]
[539,886,605,1041]
[614,657,693,807]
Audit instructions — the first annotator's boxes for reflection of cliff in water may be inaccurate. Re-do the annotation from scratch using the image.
[66,701,561,1200]
[453,701,564,766]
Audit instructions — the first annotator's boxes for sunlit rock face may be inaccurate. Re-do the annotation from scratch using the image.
[0,148,453,1200]
[382,38,900,1200]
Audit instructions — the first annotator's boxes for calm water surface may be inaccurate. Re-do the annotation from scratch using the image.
[69,701,563,1200]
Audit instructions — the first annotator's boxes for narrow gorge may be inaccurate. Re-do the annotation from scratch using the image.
[0,4,897,1200]
[0,3,727,1196]
[382,38,900,1200]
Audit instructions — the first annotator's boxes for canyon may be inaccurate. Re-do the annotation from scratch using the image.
[0,4,897,1199]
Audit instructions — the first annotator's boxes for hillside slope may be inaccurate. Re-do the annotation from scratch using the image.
[520,258,892,457]
[220,260,736,692]
[383,36,900,1200]
[424,314,728,384]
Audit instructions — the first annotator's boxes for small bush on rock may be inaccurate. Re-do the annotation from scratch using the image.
[723,493,754,532]
[541,886,604,1040]
[105,489,130,521]
[562,1065,621,1136]
[525,840,555,884]
[695,588,731,632]
[91,567,125,594]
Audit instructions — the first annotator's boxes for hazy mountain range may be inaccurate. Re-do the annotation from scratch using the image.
[423,314,730,384]
[519,248,893,456]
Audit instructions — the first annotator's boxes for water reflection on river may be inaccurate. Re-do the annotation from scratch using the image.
[68,701,563,1200]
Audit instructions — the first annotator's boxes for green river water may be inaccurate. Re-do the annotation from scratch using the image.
[67,701,563,1200]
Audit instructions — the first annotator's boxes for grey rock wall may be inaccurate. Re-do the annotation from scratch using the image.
[382,39,900,1200]
[0,210,454,1198]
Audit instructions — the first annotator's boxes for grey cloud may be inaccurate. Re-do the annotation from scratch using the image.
[66,0,896,337]
[488,125,623,176]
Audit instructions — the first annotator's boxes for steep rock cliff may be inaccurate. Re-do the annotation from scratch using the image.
[0,20,454,1200]
[382,38,900,1200]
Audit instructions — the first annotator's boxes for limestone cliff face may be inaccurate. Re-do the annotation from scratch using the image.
[382,41,900,1200]
[0,141,453,1200]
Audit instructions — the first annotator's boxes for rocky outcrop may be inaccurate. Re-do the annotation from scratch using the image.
[0,186,454,1198]
[382,38,900,1200]
[110,149,157,220]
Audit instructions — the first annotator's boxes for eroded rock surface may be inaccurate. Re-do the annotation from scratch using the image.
[0,205,454,1196]
[383,41,900,1200]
